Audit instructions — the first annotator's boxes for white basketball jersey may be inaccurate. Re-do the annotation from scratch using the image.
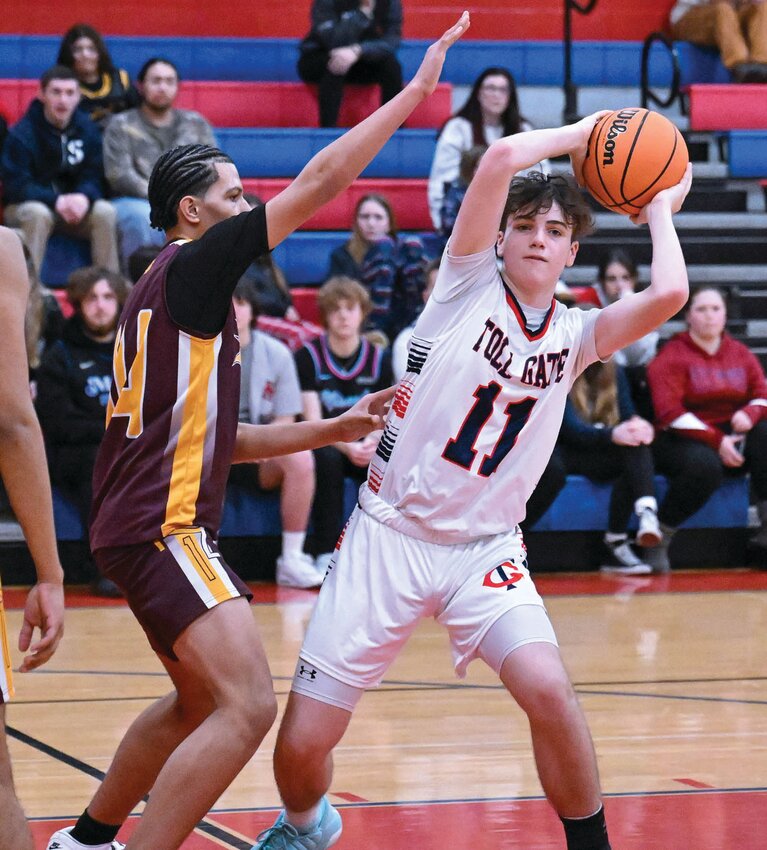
[360,245,601,544]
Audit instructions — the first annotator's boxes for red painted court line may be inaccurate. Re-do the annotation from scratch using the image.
[30,790,767,849]
[675,778,716,789]
[5,570,767,610]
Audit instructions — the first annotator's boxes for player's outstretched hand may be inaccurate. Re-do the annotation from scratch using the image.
[411,11,470,98]
[336,385,396,443]
[630,162,693,225]
[18,581,65,672]
[568,110,613,186]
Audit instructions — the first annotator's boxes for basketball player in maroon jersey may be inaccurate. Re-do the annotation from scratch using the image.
[0,226,65,850]
[45,13,470,850]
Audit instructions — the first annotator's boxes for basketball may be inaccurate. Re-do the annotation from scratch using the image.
[581,108,689,216]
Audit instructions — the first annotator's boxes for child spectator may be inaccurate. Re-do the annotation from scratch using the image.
[295,276,393,571]
[438,144,486,240]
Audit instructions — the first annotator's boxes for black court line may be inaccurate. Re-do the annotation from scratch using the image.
[6,726,252,849]
[30,668,767,688]
[578,688,767,707]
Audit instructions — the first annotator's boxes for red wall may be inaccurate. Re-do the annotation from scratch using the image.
[0,1,673,41]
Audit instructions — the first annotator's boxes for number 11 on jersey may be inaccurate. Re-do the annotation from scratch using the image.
[442,382,537,477]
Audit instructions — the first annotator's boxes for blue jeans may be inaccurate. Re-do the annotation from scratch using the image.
[113,197,164,272]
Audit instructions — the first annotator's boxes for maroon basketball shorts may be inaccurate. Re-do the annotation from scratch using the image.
[95,527,253,660]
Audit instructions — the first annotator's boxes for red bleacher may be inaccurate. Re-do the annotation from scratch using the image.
[3,0,674,41]
[688,83,767,131]
[0,79,450,129]
[242,178,432,231]
[174,81,450,129]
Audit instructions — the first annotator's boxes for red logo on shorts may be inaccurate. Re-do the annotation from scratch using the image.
[483,560,525,590]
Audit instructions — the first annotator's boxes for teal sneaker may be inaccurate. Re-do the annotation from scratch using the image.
[253,797,342,849]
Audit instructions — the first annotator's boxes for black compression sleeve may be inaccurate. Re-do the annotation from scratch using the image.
[165,204,270,335]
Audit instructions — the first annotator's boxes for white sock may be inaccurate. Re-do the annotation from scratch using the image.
[285,801,322,831]
[605,532,627,545]
[634,496,658,516]
[282,530,306,558]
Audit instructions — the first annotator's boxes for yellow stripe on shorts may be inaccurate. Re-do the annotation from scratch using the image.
[166,528,239,608]
[0,582,15,702]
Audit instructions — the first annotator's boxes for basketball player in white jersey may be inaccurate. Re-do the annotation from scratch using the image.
[254,118,692,850]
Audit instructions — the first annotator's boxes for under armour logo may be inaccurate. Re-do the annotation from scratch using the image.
[298,665,317,681]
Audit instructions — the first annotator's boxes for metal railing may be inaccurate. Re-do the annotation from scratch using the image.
[641,31,682,112]
[563,0,598,123]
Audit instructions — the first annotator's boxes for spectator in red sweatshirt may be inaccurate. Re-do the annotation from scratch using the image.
[647,287,767,571]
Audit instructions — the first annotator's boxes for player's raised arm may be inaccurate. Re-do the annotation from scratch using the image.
[594,164,692,361]
[450,111,609,257]
[0,227,64,669]
[264,11,470,249]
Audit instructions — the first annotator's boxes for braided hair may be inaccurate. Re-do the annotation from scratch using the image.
[148,144,234,232]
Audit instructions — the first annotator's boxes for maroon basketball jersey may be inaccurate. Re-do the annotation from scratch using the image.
[90,241,241,550]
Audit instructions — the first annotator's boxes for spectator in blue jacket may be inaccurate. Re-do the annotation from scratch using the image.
[558,357,661,575]
[0,65,118,279]
[298,0,403,127]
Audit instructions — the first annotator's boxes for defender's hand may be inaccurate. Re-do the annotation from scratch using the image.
[335,385,396,442]
[411,12,470,98]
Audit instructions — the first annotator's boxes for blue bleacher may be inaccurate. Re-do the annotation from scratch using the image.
[728,131,767,178]
[0,35,729,87]
[53,474,750,544]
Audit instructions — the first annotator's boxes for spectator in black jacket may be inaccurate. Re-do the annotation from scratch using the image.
[0,65,119,279]
[35,266,130,596]
[558,358,661,575]
[298,0,403,127]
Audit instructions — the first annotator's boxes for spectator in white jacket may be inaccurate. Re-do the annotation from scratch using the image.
[427,66,549,228]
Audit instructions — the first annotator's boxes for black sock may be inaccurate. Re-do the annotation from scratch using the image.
[561,806,611,850]
[70,809,121,845]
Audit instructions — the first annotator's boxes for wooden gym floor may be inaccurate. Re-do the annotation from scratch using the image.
[3,569,766,849]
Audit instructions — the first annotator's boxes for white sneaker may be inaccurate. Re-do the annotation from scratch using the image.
[636,508,662,548]
[315,552,334,576]
[600,541,652,575]
[46,827,125,850]
[276,552,324,588]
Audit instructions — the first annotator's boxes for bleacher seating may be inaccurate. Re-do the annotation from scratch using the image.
[0,78,452,129]
[242,178,432,231]
[0,36,728,88]
[5,2,766,574]
[51,474,750,544]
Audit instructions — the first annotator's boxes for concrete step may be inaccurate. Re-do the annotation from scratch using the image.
[563,263,767,285]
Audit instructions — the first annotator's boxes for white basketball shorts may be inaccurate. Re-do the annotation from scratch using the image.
[297,506,557,691]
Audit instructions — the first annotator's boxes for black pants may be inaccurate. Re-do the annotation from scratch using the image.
[311,445,369,554]
[654,420,767,527]
[297,48,403,127]
[560,442,656,534]
[521,449,567,532]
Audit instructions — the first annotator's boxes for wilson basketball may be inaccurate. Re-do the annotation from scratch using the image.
[582,108,689,216]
